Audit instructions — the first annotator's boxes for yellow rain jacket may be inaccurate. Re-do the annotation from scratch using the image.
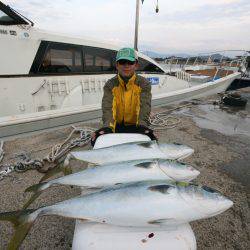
[102,74,151,131]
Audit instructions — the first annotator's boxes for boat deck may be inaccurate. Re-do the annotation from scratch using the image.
[186,68,234,78]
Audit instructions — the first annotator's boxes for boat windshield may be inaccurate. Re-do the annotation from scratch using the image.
[0,9,15,23]
[0,2,29,25]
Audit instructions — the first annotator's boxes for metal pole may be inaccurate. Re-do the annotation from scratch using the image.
[134,0,140,51]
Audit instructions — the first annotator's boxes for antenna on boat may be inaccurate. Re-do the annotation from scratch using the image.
[134,0,160,51]
[156,0,159,13]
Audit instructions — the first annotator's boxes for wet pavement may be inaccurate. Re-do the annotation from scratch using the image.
[174,89,250,190]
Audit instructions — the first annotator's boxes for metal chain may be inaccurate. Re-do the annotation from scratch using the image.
[0,165,15,181]
[44,126,93,163]
[0,126,95,181]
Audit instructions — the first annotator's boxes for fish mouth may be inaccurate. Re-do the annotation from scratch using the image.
[177,149,194,160]
[203,199,234,217]
[180,189,234,218]
[187,167,200,180]
[165,166,200,182]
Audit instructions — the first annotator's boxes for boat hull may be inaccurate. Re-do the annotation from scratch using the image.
[0,72,239,139]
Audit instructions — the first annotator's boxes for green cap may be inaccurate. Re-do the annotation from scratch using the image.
[116,48,138,62]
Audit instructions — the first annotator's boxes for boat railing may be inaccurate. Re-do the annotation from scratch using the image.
[163,50,249,75]
[176,71,191,82]
[213,68,220,81]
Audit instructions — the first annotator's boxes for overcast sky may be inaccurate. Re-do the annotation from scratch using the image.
[4,0,250,54]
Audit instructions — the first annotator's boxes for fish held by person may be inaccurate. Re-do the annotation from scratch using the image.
[0,180,232,250]
[41,141,194,182]
[66,141,194,166]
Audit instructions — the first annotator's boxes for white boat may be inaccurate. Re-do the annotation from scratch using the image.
[0,2,240,138]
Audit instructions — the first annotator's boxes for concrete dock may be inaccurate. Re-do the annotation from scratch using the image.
[0,88,249,250]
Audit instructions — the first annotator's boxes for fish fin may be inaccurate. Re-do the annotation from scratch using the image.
[148,218,177,225]
[0,209,36,250]
[25,182,46,193]
[148,184,171,194]
[138,142,153,148]
[135,162,153,169]
[39,165,61,183]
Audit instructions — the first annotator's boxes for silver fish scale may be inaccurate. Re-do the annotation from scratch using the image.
[39,181,193,227]
[71,142,167,165]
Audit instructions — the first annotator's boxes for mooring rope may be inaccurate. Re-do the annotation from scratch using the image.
[150,103,193,130]
[0,126,95,181]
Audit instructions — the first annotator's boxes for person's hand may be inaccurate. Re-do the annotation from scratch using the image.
[137,125,157,141]
[91,130,104,143]
[91,127,113,146]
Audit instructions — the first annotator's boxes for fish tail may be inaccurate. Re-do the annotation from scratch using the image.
[0,209,37,250]
[25,182,47,193]
[39,162,72,183]
[23,182,50,209]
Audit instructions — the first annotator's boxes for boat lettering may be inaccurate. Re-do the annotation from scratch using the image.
[10,30,17,36]
[147,77,159,85]
[0,29,8,35]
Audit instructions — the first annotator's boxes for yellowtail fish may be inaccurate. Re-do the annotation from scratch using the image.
[0,180,232,250]
[67,141,194,165]
[23,159,200,208]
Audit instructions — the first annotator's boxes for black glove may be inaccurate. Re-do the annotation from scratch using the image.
[91,127,113,146]
[136,125,158,141]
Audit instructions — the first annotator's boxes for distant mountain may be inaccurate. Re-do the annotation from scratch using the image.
[197,53,231,61]
[141,51,232,61]
[141,50,190,59]
[141,51,168,58]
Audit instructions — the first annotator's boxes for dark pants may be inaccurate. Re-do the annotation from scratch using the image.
[115,124,140,133]
[115,124,157,141]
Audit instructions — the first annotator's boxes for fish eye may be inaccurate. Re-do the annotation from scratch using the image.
[190,183,199,187]
[180,162,186,165]
[173,142,181,145]
[202,186,217,193]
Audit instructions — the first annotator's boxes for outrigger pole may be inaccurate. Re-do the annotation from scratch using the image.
[134,0,159,51]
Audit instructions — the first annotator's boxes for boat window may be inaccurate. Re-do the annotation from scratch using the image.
[39,44,83,73]
[0,9,14,23]
[30,41,118,75]
[30,41,164,75]
[138,58,164,73]
[0,2,29,25]
[83,47,116,73]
